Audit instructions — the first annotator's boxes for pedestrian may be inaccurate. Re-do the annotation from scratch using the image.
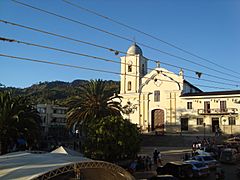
[153,149,159,165]
[183,153,189,161]
[145,156,151,171]
[157,151,163,166]
[129,160,137,174]
[148,156,152,170]
[215,125,219,137]
[192,143,196,156]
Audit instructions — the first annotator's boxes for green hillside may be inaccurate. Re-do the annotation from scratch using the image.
[0,80,120,105]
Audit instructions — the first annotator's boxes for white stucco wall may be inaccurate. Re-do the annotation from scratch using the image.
[119,46,240,135]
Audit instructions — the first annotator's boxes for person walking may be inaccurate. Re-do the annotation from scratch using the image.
[157,151,163,166]
[153,149,159,165]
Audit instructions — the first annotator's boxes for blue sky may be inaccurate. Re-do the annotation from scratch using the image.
[0,0,240,91]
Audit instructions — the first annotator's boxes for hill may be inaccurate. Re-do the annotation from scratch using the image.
[0,80,120,105]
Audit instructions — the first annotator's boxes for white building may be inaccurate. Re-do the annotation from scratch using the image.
[36,104,68,138]
[119,43,240,135]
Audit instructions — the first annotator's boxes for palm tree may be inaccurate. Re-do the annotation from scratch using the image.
[0,91,41,154]
[66,79,122,128]
[16,98,41,148]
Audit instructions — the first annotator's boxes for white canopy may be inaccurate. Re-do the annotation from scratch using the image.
[0,148,134,180]
[50,146,83,156]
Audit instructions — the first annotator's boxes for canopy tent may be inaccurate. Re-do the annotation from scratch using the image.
[0,147,134,180]
[50,146,83,156]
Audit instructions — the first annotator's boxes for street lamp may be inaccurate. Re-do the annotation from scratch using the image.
[229,113,233,136]
[203,123,206,139]
[223,119,226,134]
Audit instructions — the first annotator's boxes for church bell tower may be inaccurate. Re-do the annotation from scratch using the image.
[120,43,147,94]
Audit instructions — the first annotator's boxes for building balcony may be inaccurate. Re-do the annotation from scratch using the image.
[198,108,238,115]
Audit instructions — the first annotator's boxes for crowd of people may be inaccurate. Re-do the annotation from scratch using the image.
[128,148,163,173]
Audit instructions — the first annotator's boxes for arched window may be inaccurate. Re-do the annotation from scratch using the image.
[128,65,132,72]
[127,81,132,91]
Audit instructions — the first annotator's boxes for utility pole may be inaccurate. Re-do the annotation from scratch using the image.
[203,123,206,139]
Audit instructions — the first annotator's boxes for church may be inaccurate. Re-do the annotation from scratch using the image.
[119,43,240,135]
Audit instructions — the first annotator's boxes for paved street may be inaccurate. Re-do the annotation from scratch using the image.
[134,146,240,180]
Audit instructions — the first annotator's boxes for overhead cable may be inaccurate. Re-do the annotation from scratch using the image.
[1,20,240,85]
[62,0,240,77]
[1,36,240,88]
[11,0,240,80]
[0,53,230,90]
[0,53,181,84]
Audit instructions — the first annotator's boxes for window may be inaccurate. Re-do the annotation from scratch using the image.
[204,101,210,113]
[154,90,160,102]
[128,65,132,72]
[127,81,132,91]
[55,109,65,114]
[37,107,46,114]
[229,117,236,125]
[220,101,227,112]
[187,102,192,109]
[197,118,203,125]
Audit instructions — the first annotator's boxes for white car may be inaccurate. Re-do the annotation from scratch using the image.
[195,149,211,156]
[191,155,219,169]
[184,160,210,177]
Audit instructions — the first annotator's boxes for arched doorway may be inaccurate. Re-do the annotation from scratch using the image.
[151,109,165,134]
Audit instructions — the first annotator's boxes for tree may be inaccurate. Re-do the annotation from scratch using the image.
[83,116,141,162]
[122,101,138,120]
[65,79,140,161]
[66,79,122,128]
[0,91,41,154]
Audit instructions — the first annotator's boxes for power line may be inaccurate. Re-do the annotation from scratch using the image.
[11,0,240,80]
[62,0,240,78]
[0,37,120,65]
[1,36,240,87]
[182,74,239,87]
[1,21,240,86]
[0,53,119,75]
[0,53,229,90]
[0,53,180,85]
[0,19,124,56]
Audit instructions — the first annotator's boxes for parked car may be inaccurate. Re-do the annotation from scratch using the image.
[219,148,240,164]
[156,161,193,179]
[191,155,219,169]
[224,137,240,146]
[195,149,211,156]
[195,146,218,159]
[184,160,210,177]
[149,175,178,180]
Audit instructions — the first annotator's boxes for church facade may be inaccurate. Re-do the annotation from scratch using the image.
[119,43,240,135]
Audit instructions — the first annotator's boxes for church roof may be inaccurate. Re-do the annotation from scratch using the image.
[181,90,240,97]
[183,80,202,92]
[127,43,142,56]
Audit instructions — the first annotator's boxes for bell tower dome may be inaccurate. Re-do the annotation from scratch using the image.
[127,43,143,56]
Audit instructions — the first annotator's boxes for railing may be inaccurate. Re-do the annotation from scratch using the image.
[198,108,238,115]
